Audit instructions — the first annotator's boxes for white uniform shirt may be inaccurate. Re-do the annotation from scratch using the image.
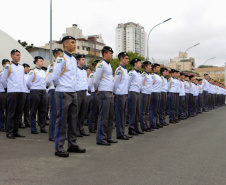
[0,72,5,92]
[128,69,141,93]
[24,73,30,93]
[45,64,55,90]
[52,51,77,92]
[161,76,168,93]
[202,79,209,91]
[179,80,185,96]
[184,80,190,94]
[189,82,195,94]
[168,77,178,93]
[1,62,24,93]
[113,65,129,95]
[193,84,199,96]
[93,60,113,92]
[27,68,47,90]
[88,72,95,93]
[151,73,162,93]
[140,72,152,94]
[76,66,88,91]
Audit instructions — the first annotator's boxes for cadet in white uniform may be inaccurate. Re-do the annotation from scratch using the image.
[159,67,169,126]
[184,75,190,118]
[75,54,90,137]
[87,60,99,133]
[52,36,86,157]
[113,52,132,140]
[150,63,162,129]
[198,79,203,113]
[22,63,30,128]
[168,69,178,124]
[0,59,10,132]
[45,48,63,141]
[178,72,186,120]
[127,58,143,135]
[189,75,195,117]
[202,74,209,111]
[94,46,117,146]
[27,56,48,134]
[1,50,25,138]
[140,61,153,131]
[193,79,199,116]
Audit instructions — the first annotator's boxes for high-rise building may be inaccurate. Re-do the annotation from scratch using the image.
[115,22,147,58]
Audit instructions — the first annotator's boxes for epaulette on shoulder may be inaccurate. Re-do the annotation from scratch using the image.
[118,66,122,70]
[131,69,134,72]
[59,53,64,57]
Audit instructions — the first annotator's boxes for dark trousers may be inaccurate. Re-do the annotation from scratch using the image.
[48,89,56,140]
[159,92,167,124]
[169,92,177,121]
[30,90,47,132]
[88,92,98,132]
[150,92,161,126]
[198,94,203,113]
[76,90,87,134]
[193,96,198,115]
[185,93,189,117]
[178,96,185,118]
[23,93,30,125]
[128,91,140,132]
[140,93,151,130]
[0,92,7,130]
[55,92,78,152]
[7,92,24,134]
[189,93,193,116]
[203,91,208,111]
[84,95,91,125]
[115,94,127,137]
[96,91,114,144]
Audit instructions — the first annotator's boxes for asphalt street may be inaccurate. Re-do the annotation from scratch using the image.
[0,106,226,185]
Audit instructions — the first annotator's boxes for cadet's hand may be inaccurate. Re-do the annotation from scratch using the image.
[95,89,98,93]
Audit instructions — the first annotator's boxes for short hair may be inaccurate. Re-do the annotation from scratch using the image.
[11,49,20,55]
[160,67,168,75]
[52,48,63,55]
[2,59,10,66]
[34,56,44,64]
[101,46,113,56]
[118,52,129,60]
[130,58,141,66]
[152,63,160,70]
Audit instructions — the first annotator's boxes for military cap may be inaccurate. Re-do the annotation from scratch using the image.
[171,69,177,73]
[180,72,185,75]
[61,36,76,43]
[118,52,128,58]
[34,56,44,64]
[2,59,10,65]
[52,48,63,54]
[143,61,152,65]
[22,63,30,68]
[189,75,195,79]
[130,58,141,65]
[41,66,47,71]
[102,46,114,53]
[75,54,86,60]
[204,73,209,76]
[92,60,100,66]
[185,74,189,77]
[11,49,20,55]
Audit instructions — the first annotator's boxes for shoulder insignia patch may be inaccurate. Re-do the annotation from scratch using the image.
[129,72,133,76]
[29,71,33,75]
[97,64,103,68]
[90,74,93,78]
[116,71,121,75]
[151,75,154,79]
[141,73,145,77]
[5,66,9,69]
[57,58,62,63]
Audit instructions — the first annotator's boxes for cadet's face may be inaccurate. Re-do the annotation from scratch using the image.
[162,70,168,76]
[145,64,152,72]
[64,39,76,52]
[135,61,141,69]
[105,51,113,61]
[24,67,30,73]
[54,51,63,58]
[36,59,44,68]
[121,56,129,65]
[155,66,160,73]
[86,69,91,75]
[78,58,86,66]
[11,52,21,63]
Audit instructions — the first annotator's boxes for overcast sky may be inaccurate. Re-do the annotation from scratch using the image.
[1,0,226,67]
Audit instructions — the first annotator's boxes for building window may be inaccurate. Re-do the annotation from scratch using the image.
[206,71,210,75]
[214,71,220,74]
[222,71,225,74]
[77,46,80,49]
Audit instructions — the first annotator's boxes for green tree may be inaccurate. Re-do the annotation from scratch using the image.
[198,65,216,68]
[18,40,28,47]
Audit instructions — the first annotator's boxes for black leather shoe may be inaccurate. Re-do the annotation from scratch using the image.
[49,138,54,142]
[77,134,83,137]
[124,135,133,139]
[67,146,86,153]
[136,131,145,134]
[145,129,152,132]
[25,124,30,127]
[151,126,159,129]
[89,130,96,133]
[97,142,111,146]
[107,139,118,143]
[40,129,47,133]
[129,130,138,136]
[6,134,15,139]
[14,133,25,137]
[0,128,6,132]
[117,136,129,140]
[157,124,163,128]
[31,131,39,134]
[81,132,90,136]
[19,124,26,128]
[55,150,69,157]
[46,116,50,120]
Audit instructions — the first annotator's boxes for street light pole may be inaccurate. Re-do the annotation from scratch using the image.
[147,18,172,60]
[182,43,200,71]
[201,57,216,77]
[50,0,53,64]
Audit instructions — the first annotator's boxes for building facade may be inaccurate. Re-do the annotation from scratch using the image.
[195,67,225,80]
[115,22,147,58]
[168,52,195,71]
